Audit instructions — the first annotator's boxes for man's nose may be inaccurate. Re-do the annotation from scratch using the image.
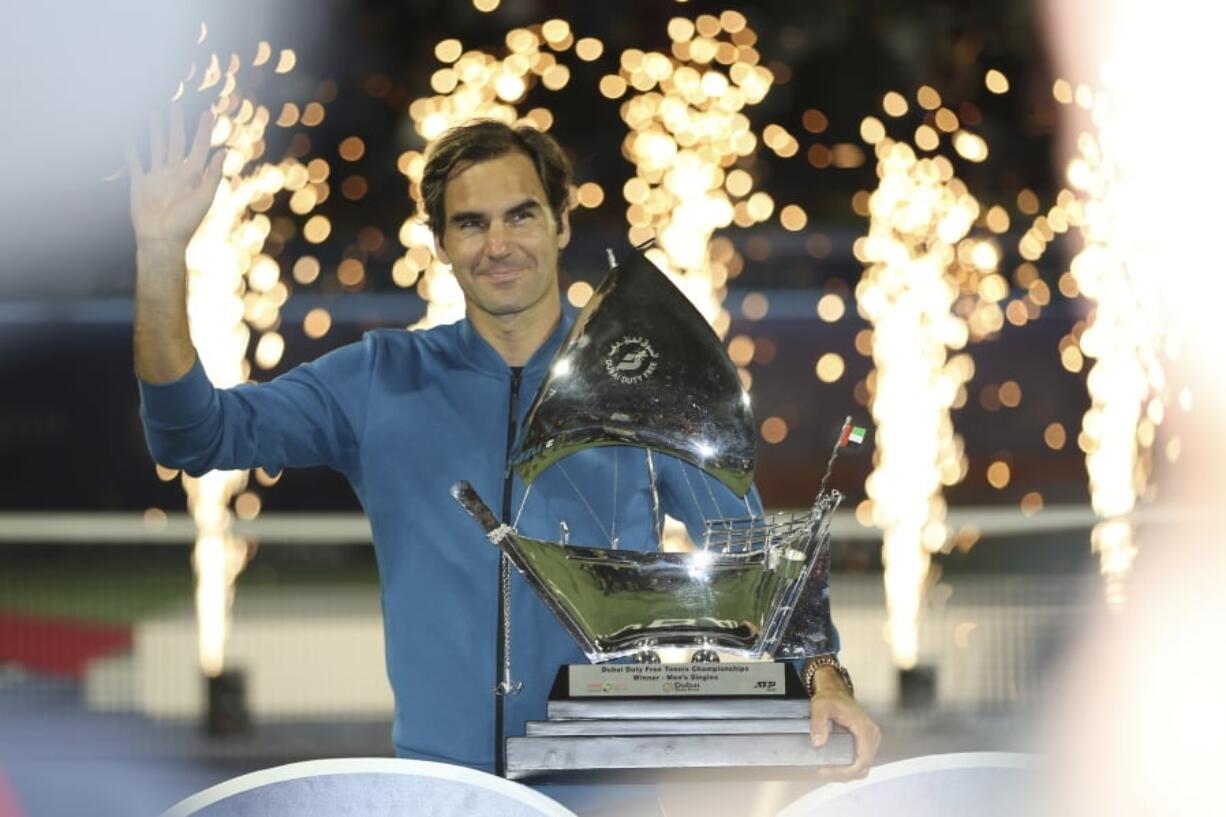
[485,220,510,257]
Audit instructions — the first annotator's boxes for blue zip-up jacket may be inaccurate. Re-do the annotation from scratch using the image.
[138,314,771,771]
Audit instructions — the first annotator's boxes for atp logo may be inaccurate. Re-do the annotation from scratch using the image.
[604,336,659,383]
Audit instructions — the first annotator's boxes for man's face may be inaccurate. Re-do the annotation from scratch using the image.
[435,150,570,323]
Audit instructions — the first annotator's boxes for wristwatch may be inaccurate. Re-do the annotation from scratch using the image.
[803,654,854,698]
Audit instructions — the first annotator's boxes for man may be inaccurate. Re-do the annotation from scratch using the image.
[128,105,881,785]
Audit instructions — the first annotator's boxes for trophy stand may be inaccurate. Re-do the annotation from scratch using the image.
[506,662,853,780]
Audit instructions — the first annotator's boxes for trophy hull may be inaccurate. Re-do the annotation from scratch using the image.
[451,481,841,663]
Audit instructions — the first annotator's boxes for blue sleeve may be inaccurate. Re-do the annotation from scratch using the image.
[137,335,375,479]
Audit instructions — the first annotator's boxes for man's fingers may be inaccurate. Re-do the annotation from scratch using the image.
[149,111,166,169]
[168,102,186,164]
[189,150,225,211]
[186,108,215,172]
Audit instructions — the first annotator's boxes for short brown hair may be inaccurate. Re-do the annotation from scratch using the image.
[420,120,573,237]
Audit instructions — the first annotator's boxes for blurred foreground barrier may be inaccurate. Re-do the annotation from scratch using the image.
[777,752,1041,817]
[161,758,576,817]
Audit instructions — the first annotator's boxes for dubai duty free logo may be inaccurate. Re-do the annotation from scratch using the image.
[604,336,659,384]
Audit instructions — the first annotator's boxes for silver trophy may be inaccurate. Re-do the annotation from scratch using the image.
[453,246,852,779]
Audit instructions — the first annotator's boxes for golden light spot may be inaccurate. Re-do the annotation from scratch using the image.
[817,293,845,323]
[1052,78,1073,104]
[851,191,871,217]
[435,39,463,63]
[667,17,696,42]
[780,204,808,231]
[985,205,1010,233]
[599,74,627,98]
[802,108,828,133]
[235,491,262,521]
[728,335,756,366]
[1044,422,1067,450]
[761,416,788,444]
[575,37,604,61]
[725,168,753,197]
[338,259,365,287]
[1165,437,1181,463]
[1020,491,1044,517]
[303,215,331,244]
[254,331,285,370]
[1016,188,1039,215]
[831,143,866,168]
[338,136,365,162]
[719,9,747,32]
[916,85,941,110]
[746,191,774,222]
[980,385,1002,411]
[860,116,886,144]
[541,19,571,44]
[576,181,604,208]
[986,460,1011,489]
[695,14,721,38]
[741,291,769,320]
[934,107,959,133]
[276,103,300,128]
[882,91,908,117]
[567,281,594,307]
[1179,386,1193,412]
[340,175,367,201]
[391,257,420,288]
[155,464,179,482]
[984,69,1010,94]
[303,307,332,339]
[254,468,281,487]
[915,124,939,151]
[292,256,321,285]
[472,0,499,11]
[144,507,168,531]
[815,353,845,383]
[275,49,296,74]
[1060,345,1084,373]
[953,130,988,162]
[301,102,325,127]
[854,328,873,356]
[998,380,1022,407]
[431,68,459,94]
[1005,299,1029,326]
[1074,83,1093,109]
[524,108,554,131]
[855,499,874,527]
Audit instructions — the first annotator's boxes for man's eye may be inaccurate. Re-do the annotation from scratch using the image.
[510,209,534,223]
[458,219,482,230]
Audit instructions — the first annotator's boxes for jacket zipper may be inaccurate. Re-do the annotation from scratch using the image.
[495,366,522,777]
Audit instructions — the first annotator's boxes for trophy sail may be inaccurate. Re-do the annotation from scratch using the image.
[510,249,756,498]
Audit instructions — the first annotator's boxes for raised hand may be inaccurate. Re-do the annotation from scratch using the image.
[126,103,225,247]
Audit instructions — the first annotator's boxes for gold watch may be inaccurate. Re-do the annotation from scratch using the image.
[803,654,854,698]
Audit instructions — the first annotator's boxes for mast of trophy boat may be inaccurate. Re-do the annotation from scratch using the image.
[606,246,666,551]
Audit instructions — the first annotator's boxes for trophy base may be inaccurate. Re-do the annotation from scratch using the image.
[506,663,854,780]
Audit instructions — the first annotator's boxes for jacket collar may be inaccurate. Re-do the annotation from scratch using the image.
[456,308,574,381]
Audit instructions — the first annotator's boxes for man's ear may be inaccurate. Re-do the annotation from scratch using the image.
[434,234,450,265]
[557,208,571,250]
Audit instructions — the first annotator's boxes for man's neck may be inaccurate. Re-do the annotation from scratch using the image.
[468,298,562,367]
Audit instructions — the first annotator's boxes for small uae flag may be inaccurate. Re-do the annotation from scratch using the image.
[838,417,868,449]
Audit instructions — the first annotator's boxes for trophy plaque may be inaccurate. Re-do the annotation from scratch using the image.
[453,246,855,779]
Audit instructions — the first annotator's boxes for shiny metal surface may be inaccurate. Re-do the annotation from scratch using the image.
[451,482,840,662]
[450,245,845,665]
[510,249,756,498]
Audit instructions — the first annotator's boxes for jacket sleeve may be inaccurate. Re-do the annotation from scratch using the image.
[137,334,375,479]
